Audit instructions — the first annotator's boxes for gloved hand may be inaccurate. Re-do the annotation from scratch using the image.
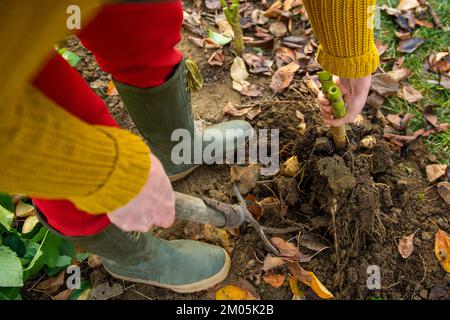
[317,75,372,126]
[107,154,175,232]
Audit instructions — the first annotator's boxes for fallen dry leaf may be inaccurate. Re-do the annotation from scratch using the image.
[246,106,262,120]
[53,289,73,301]
[15,201,36,218]
[230,164,259,194]
[269,21,287,37]
[428,52,450,74]
[106,81,118,96]
[366,92,385,109]
[187,35,205,48]
[263,274,285,288]
[215,285,257,300]
[263,254,286,272]
[397,0,420,11]
[440,75,450,90]
[275,47,296,68]
[22,215,39,234]
[281,156,301,177]
[204,224,231,250]
[388,67,412,82]
[246,194,263,221]
[215,16,234,38]
[398,85,423,103]
[36,271,65,294]
[298,233,329,252]
[270,62,299,93]
[242,53,271,74]
[208,50,225,66]
[415,19,433,28]
[398,232,416,259]
[240,83,263,97]
[89,282,123,300]
[371,73,399,96]
[231,56,249,83]
[435,229,450,273]
[223,102,254,117]
[270,237,301,260]
[88,254,103,268]
[205,0,221,11]
[251,9,270,25]
[305,74,321,95]
[287,263,334,299]
[398,37,426,53]
[426,164,447,183]
[436,182,450,205]
[375,39,389,56]
[263,0,283,19]
[395,30,411,40]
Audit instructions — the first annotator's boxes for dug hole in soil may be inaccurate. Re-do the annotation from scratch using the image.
[43,25,450,300]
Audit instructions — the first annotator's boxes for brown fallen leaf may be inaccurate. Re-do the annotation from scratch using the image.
[270,237,301,260]
[436,182,450,205]
[230,56,249,83]
[270,62,299,93]
[371,73,399,96]
[251,9,270,25]
[269,21,287,37]
[263,274,285,288]
[215,285,257,300]
[230,164,259,194]
[205,0,221,11]
[246,194,263,221]
[375,39,389,56]
[187,35,205,48]
[398,231,416,259]
[298,233,329,252]
[304,74,321,95]
[287,263,334,299]
[223,102,254,117]
[435,229,450,273]
[215,16,234,38]
[208,50,224,66]
[388,67,412,82]
[203,38,221,49]
[415,19,433,28]
[426,164,447,183]
[275,47,296,68]
[398,37,426,53]
[240,84,263,97]
[440,75,450,90]
[263,0,283,19]
[398,85,423,103]
[53,289,73,301]
[395,30,411,40]
[422,104,445,129]
[428,52,450,74]
[246,106,262,120]
[366,92,385,109]
[242,53,271,74]
[263,254,286,272]
[397,0,420,10]
[36,271,65,294]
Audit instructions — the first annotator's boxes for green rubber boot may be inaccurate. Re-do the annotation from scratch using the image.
[114,58,253,181]
[39,217,230,293]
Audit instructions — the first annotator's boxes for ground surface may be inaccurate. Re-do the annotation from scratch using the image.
[24,0,449,300]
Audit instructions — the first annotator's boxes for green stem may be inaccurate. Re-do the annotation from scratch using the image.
[221,0,244,55]
[317,71,347,149]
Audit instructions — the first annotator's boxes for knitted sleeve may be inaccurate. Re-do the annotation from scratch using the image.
[303,0,379,78]
[0,1,150,214]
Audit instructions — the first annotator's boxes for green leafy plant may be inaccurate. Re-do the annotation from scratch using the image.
[0,193,77,300]
[221,0,244,55]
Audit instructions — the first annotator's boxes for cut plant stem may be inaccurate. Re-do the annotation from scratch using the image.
[318,71,347,149]
[221,0,244,55]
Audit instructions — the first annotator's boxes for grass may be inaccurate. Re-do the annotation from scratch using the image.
[375,0,450,163]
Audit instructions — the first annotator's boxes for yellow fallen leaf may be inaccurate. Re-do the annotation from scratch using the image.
[215,285,256,300]
[22,215,40,234]
[204,225,230,250]
[288,263,334,299]
[106,81,118,96]
[289,276,303,299]
[435,229,450,273]
[281,156,301,177]
[263,274,285,288]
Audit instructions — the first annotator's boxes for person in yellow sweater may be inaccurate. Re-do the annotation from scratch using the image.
[0,0,378,293]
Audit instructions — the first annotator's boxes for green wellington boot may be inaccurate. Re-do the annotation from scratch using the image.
[114,58,253,181]
[39,215,230,293]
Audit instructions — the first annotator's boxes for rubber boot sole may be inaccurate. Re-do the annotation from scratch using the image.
[103,248,231,293]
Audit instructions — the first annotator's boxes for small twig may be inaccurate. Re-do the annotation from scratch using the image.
[330,198,341,271]
[130,289,154,300]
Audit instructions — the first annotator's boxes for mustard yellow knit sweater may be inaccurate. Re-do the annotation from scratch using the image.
[0,0,378,215]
